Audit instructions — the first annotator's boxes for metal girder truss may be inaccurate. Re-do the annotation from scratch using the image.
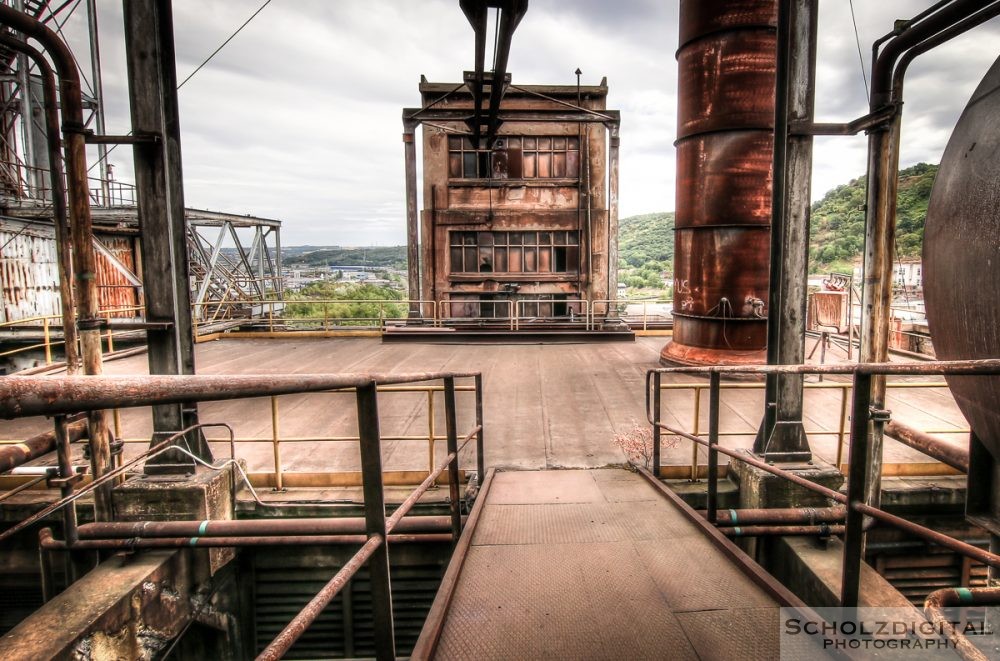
[0,0,110,206]
[187,218,283,324]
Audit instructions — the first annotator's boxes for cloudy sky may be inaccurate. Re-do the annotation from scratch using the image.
[72,1,1000,246]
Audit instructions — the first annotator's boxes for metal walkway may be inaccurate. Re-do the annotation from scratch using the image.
[415,468,806,660]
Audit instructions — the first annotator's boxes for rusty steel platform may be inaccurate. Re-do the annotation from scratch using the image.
[415,468,815,660]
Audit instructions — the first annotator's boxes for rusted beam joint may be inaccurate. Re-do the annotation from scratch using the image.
[789,104,899,136]
[85,132,160,145]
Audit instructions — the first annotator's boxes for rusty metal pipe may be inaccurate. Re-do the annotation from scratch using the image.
[884,419,968,472]
[256,535,383,661]
[0,371,482,420]
[0,5,112,520]
[0,423,232,546]
[0,35,79,374]
[871,0,987,104]
[925,586,1000,661]
[647,358,1000,378]
[0,419,87,473]
[652,418,847,504]
[722,524,844,537]
[852,501,1000,569]
[714,506,845,526]
[40,528,449,550]
[77,515,462,539]
[860,0,993,515]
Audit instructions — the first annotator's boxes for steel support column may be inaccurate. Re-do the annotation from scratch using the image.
[403,118,420,318]
[122,0,209,470]
[606,121,620,319]
[356,383,396,661]
[0,5,114,520]
[755,0,816,461]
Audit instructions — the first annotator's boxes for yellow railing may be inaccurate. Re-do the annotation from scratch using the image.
[0,306,145,367]
[0,383,477,491]
[657,380,968,479]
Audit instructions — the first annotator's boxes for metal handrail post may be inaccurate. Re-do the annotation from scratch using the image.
[475,373,485,483]
[841,371,872,608]
[43,317,52,365]
[355,382,396,660]
[707,372,720,523]
[427,389,436,482]
[652,372,662,478]
[691,387,702,481]
[444,377,462,542]
[271,396,283,492]
[836,385,849,470]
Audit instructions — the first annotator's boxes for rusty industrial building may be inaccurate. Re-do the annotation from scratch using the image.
[0,0,999,660]
[408,77,620,324]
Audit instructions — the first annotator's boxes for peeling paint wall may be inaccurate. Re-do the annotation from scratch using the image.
[417,81,615,319]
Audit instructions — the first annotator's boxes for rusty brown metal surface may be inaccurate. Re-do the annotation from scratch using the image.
[884,419,968,473]
[715,506,845,526]
[675,132,773,228]
[665,0,776,366]
[0,371,481,419]
[671,227,771,316]
[721,524,844,536]
[78,515,460,539]
[676,31,777,139]
[94,234,139,316]
[41,529,449,550]
[678,0,777,48]
[925,587,1000,661]
[924,55,1000,460]
[0,418,86,472]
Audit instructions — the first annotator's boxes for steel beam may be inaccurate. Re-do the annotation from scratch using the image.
[403,118,420,318]
[356,382,396,661]
[122,0,208,470]
[756,0,817,461]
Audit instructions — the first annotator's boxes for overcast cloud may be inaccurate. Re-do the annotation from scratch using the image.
[79,1,1000,246]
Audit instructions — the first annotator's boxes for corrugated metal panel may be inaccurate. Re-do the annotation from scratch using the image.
[0,224,60,323]
[94,234,140,317]
[253,547,447,659]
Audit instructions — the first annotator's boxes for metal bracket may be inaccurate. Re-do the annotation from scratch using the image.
[76,317,108,331]
[47,467,85,489]
[869,407,892,423]
[85,132,161,145]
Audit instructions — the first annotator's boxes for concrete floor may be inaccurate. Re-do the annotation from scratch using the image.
[1,336,970,478]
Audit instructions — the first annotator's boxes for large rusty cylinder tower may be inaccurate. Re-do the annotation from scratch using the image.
[662,0,777,366]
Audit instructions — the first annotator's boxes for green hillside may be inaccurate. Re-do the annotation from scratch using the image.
[809,162,937,271]
[284,246,407,269]
[617,212,675,291]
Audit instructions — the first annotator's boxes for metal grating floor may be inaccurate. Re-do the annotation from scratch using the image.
[431,469,789,660]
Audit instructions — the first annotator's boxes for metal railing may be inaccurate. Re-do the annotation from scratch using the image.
[645,358,1000,609]
[656,380,969,480]
[0,306,146,367]
[0,370,485,661]
[2,383,483,491]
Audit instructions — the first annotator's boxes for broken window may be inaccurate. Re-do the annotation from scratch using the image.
[449,231,580,274]
[448,136,581,180]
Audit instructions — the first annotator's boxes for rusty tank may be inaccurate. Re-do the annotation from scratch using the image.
[924,55,1000,460]
[662,0,776,366]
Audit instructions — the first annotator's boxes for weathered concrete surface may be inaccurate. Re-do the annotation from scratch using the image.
[114,465,237,577]
[771,536,917,610]
[0,551,192,661]
[1,337,970,477]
